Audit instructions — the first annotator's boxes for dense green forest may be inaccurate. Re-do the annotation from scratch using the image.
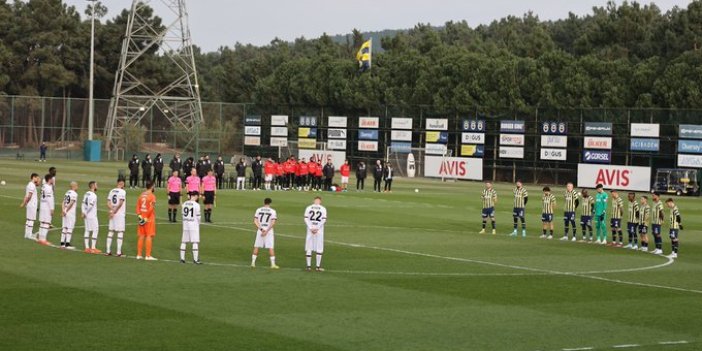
[1,0,702,113]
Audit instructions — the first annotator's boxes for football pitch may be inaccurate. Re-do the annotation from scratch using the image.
[1,160,701,351]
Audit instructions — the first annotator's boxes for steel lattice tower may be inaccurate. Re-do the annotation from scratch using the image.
[104,0,203,156]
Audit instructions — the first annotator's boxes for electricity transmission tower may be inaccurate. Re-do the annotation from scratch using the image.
[104,0,203,158]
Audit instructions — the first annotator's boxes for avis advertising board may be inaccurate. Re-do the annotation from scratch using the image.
[298,150,346,166]
[424,156,483,181]
[577,164,651,192]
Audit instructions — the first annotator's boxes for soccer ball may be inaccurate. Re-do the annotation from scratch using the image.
[330,186,337,192]
[414,189,419,193]
[0,180,5,186]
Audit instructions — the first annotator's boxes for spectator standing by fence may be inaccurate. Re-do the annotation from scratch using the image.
[128,154,140,189]
[356,161,367,191]
[153,153,164,188]
[236,158,247,190]
[39,142,47,162]
[373,160,383,192]
[214,155,225,189]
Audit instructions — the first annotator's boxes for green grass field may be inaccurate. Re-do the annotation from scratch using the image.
[1,159,701,351]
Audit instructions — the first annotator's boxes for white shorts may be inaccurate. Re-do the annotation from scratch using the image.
[305,230,324,253]
[265,174,273,182]
[39,206,53,223]
[26,205,37,221]
[109,216,126,232]
[84,218,99,232]
[341,176,349,184]
[182,228,200,243]
[62,215,76,233]
[254,230,274,249]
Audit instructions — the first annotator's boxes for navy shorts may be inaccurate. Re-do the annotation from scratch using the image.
[638,225,648,234]
[168,192,180,205]
[513,207,525,218]
[610,218,621,229]
[482,207,495,218]
[581,216,593,227]
[564,212,576,221]
[627,222,638,234]
[652,224,661,236]
[669,229,679,240]
[542,213,554,223]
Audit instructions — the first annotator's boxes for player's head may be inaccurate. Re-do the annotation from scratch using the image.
[596,184,604,193]
[207,169,213,176]
[190,168,197,176]
[239,158,244,163]
[610,189,617,198]
[30,173,40,184]
[542,186,551,194]
[256,155,261,160]
[264,198,272,206]
[566,182,574,191]
[666,198,675,208]
[70,181,78,191]
[582,189,589,197]
[190,192,199,201]
[217,155,222,161]
[172,170,179,177]
[640,195,648,204]
[88,181,97,191]
[132,154,137,159]
[652,192,660,201]
[516,180,522,188]
[485,181,492,189]
[49,166,56,176]
[44,173,52,183]
[145,181,154,191]
[344,159,349,165]
[145,153,151,159]
[116,178,125,189]
[156,153,161,159]
[376,159,381,165]
[205,155,210,160]
[175,152,181,158]
[313,196,322,205]
[627,192,636,201]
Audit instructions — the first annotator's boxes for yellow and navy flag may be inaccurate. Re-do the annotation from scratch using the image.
[356,39,372,73]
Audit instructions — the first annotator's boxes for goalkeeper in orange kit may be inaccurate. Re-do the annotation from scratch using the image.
[136,181,158,260]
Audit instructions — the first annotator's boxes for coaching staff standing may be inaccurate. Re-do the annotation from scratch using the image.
[169,153,182,179]
[252,156,263,190]
[373,160,383,192]
[128,154,140,189]
[214,155,226,189]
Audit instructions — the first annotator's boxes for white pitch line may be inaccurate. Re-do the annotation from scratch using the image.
[562,347,594,351]
[612,344,640,348]
[658,340,689,345]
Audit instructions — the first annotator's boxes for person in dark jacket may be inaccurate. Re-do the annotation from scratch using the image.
[356,161,367,191]
[169,152,182,180]
[214,155,225,189]
[196,156,205,178]
[183,157,194,183]
[141,154,153,188]
[251,156,263,190]
[153,153,164,188]
[235,158,247,190]
[323,161,335,191]
[373,160,383,192]
[128,154,140,189]
[203,155,212,175]
[383,164,394,192]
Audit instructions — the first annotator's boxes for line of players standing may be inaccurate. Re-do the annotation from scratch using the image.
[128,153,227,190]
[479,181,683,259]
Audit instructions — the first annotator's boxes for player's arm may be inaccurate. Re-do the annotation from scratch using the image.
[195,204,201,224]
[254,215,262,230]
[20,191,31,207]
[524,195,528,205]
[63,198,74,217]
[676,211,683,230]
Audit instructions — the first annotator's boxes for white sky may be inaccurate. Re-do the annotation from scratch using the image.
[65,0,692,51]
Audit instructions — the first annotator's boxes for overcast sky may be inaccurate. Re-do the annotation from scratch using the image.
[65,0,692,51]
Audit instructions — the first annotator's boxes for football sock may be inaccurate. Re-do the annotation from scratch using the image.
[137,236,144,256]
[65,233,72,245]
[491,221,496,229]
[482,220,486,229]
[38,225,47,241]
[672,240,679,253]
[117,232,123,254]
[306,252,312,267]
[316,253,323,267]
[270,255,275,266]
[611,230,617,242]
[513,217,518,229]
[168,209,173,222]
[106,232,114,253]
[251,254,257,265]
[180,243,187,261]
[628,231,634,243]
[84,232,90,249]
[633,235,638,244]
[618,231,623,243]
[91,230,99,249]
[146,237,153,257]
[192,243,199,261]
[655,235,662,249]
[521,220,526,230]
[549,230,553,237]
[60,232,66,245]
[25,220,34,238]
[542,229,546,236]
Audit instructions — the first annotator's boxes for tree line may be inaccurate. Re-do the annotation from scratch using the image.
[1,0,702,116]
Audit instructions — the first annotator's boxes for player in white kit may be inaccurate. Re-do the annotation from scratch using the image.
[60,181,79,249]
[180,193,202,264]
[106,179,127,257]
[251,198,279,269]
[20,173,41,240]
[304,196,327,271]
[82,181,101,254]
[37,174,55,245]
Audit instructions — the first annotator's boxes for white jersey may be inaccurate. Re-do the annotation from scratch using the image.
[181,200,201,243]
[304,204,327,253]
[253,206,277,248]
[82,191,98,220]
[26,182,38,208]
[107,188,127,218]
[63,190,78,218]
[41,183,55,211]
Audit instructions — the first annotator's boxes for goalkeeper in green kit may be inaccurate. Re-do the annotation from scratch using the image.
[594,184,609,244]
